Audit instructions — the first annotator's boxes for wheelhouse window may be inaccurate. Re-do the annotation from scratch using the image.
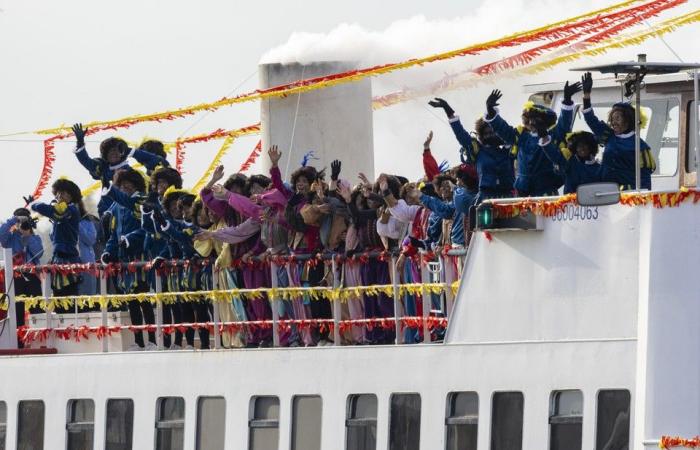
[17,400,44,450]
[596,390,630,450]
[196,397,226,450]
[155,397,185,450]
[686,100,698,173]
[573,98,681,176]
[346,394,377,450]
[105,399,134,450]
[291,395,322,450]
[0,401,6,450]
[445,392,478,450]
[248,396,279,450]
[389,393,421,450]
[549,390,583,450]
[490,392,523,450]
[67,399,95,450]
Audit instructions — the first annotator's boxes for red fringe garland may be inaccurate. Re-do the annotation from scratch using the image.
[474,0,687,76]
[17,316,449,344]
[238,140,262,173]
[660,436,700,449]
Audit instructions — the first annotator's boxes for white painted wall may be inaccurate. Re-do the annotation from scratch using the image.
[259,61,374,181]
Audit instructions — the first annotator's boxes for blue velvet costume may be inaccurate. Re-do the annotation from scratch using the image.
[540,138,602,194]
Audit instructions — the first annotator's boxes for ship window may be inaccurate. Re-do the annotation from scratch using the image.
[549,390,583,450]
[17,400,44,450]
[346,394,377,450]
[248,396,279,450]
[0,401,6,450]
[490,392,523,450]
[445,392,478,450]
[196,397,226,450]
[155,397,185,450]
[67,399,95,450]
[291,395,322,450]
[105,399,134,450]
[389,393,421,450]
[595,390,630,450]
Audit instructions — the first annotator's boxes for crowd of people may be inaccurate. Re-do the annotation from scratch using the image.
[1,72,656,350]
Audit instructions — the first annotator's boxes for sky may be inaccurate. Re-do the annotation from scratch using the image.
[0,0,698,220]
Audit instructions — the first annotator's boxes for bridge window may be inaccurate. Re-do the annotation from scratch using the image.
[17,400,44,450]
[248,396,279,450]
[196,397,226,450]
[595,390,630,450]
[549,390,583,450]
[346,394,377,450]
[389,393,421,450]
[155,397,185,450]
[490,392,523,450]
[105,399,133,450]
[0,401,6,450]
[67,399,95,450]
[291,396,322,450]
[686,100,698,173]
[445,392,478,450]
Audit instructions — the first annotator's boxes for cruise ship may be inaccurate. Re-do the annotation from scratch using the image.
[0,61,698,450]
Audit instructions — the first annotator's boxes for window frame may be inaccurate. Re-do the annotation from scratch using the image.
[388,392,422,450]
[0,400,6,449]
[548,390,583,450]
[489,391,524,450]
[66,398,96,432]
[105,398,134,450]
[195,396,226,450]
[290,395,323,450]
[594,389,631,450]
[445,391,479,450]
[17,399,45,450]
[345,393,378,450]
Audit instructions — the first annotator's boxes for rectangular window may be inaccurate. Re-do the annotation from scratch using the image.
[445,392,478,450]
[105,399,134,450]
[389,393,421,450]
[17,400,44,450]
[549,391,583,450]
[155,397,185,450]
[490,392,523,450]
[291,396,322,450]
[67,399,95,450]
[248,396,279,450]
[595,390,630,450]
[0,401,6,450]
[346,394,377,450]
[196,397,226,450]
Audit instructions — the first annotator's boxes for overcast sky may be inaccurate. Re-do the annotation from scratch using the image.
[0,0,698,218]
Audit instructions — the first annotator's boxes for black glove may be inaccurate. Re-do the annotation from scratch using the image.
[22,195,35,206]
[428,97,455,118]
[101,212,113,237]
[100,253,116,265]
[153,209,167,229]
[72,123,87,149]
[409,236,427,250]
[563,81,582,105]
[581,72,593,95]
[486,90,502,117]
[420,182,439,198]
[152,257,166,270]
[330,160,341,181]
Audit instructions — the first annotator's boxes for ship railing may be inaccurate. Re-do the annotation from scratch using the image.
[0,247,467,352]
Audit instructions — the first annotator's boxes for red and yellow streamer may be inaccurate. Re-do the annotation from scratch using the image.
[30,0,650,137]
[660,436,700,449]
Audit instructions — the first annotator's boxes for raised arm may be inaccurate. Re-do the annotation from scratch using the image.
[551,80,581,142]
[198,218,261,244]
[0,217,16,248]
[103,183,140,210]
[581,72,613,138]
[71,123,103,180]
[483,90,519,145]
[422,131,440,181]
[132,148,169,172]
[268,145,293,198]
[420,193,455,220]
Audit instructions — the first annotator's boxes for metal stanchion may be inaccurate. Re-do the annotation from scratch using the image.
[1,247,17,349]
[419,252,431,344]
[211,270,221,350]
[99,270,108,353]
[391,256,402,345]
[269,262,281,347]
[331,258,341,347]
[42,275,54,349]
[155,275,163,350]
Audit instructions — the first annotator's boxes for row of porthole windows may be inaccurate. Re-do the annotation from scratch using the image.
[0,389,630,450]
